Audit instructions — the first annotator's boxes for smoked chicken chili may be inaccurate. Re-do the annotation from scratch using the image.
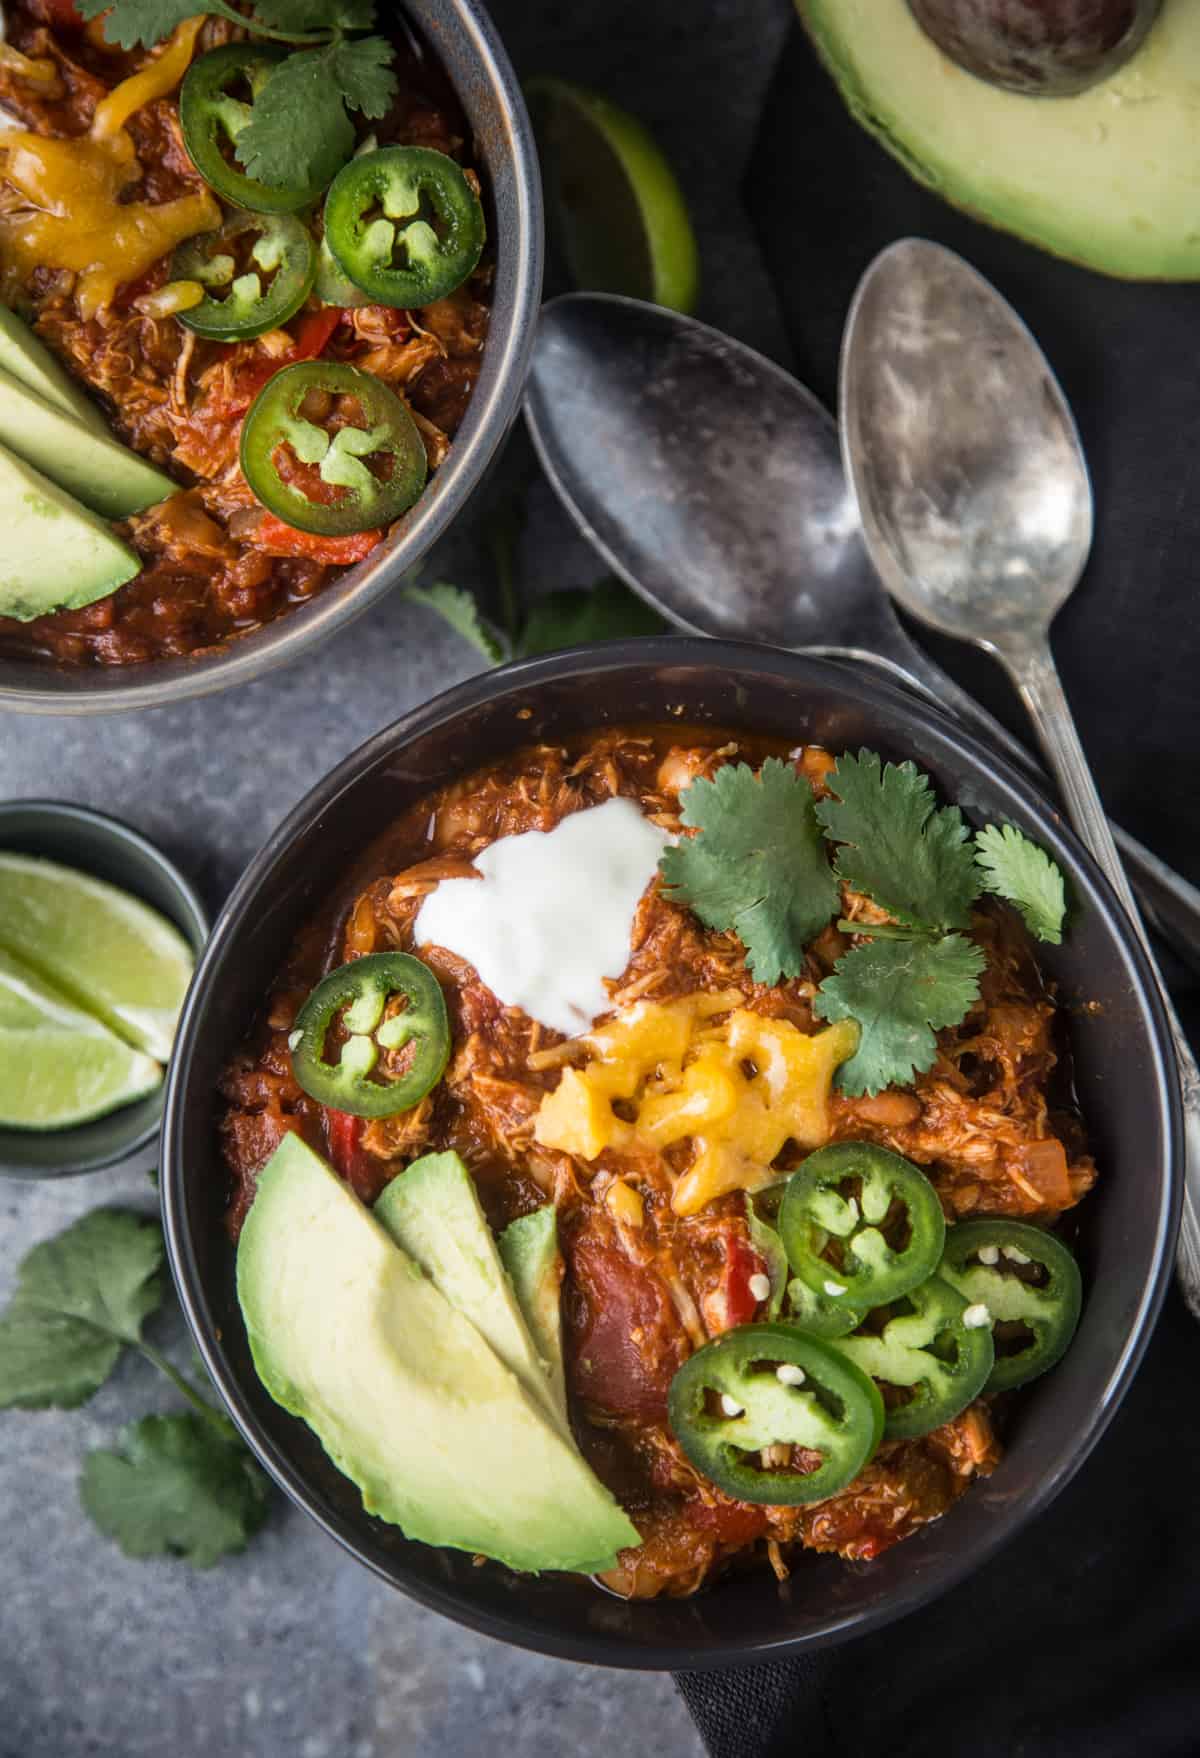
[219,729,1093,1599]
[0,2,489,666]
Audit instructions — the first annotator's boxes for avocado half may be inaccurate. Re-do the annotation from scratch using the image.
[797,0,1200,280]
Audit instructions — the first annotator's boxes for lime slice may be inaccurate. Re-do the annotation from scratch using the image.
[0,944,161,1130]
[0,854,194,1061]
[528,78,700,314]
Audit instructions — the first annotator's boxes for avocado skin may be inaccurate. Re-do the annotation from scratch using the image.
[0,441,140,622]
[237,1135,639,1574]
[799,0,1200,279]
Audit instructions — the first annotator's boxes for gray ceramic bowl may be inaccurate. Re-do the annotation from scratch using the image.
[0,0,542,716]
[0,801,209,1178]
[163,642,1181,1668]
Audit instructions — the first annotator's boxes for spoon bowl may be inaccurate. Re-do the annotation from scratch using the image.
[840,238,1093,656]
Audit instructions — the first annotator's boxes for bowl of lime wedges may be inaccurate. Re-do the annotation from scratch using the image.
[0,802,208,1178]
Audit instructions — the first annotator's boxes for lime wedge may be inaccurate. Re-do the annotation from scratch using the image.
[0,854,194,1062]
[528,78,700,314]
[0,944,161,1130]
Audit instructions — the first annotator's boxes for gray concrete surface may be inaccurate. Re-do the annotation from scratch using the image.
[0,1,794,1751]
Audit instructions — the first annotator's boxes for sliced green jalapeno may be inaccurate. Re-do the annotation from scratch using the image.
[784,1276,866,1340]
[240,361,428,535]
[829,1275,995,1440]
[779,1142,946,1311]
[939,1218,1082,1393]
[289,952,449,1119]
[324,146,486,307]
[172,212,316,341]
[180,45,339,214]
[667,1323,884,1506]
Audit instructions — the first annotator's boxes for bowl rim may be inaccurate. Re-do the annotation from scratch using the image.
[0,797,210,1177]
[162,638,1183,1669]
[0,0,543,716]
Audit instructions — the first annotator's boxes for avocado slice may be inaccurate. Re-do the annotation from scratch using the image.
[0,366,174,521]
[375,1153,568,1437]
[498,1208,568,1427]
[0,305,108,437]
[237,1135,639,1573]
[0,441,140,622]
[799,0,1200,279]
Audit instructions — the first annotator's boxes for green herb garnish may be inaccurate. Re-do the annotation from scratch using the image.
[76,0,398,194]
[659,759,840,986]
[0,1209,270,1567]
[404,576,665,664]
[81,1413,270,1568]
[813,933,987,1096]
[974,822,1067,945]
[659,748,1068,1096]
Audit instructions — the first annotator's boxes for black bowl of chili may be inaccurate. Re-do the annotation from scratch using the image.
[162,641,1182,1668]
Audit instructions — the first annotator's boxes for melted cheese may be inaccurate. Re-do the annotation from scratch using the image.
[533,996,859,1216]
[0,19,218,319]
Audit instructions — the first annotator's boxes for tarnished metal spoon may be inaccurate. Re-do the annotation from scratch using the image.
[840,237,1200,1316]
[524,292,1200,970]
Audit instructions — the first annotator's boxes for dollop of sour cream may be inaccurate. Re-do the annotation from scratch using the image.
[415,796,668,1037]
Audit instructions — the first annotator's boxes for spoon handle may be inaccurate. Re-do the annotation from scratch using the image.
[1009,640,1200,1319]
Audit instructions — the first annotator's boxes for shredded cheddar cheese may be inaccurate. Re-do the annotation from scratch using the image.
[533,995,859,1216]
[0,18,218,320]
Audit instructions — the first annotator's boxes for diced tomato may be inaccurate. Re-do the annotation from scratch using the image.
[719,1227,768,1332]
[290,307,345,361]
[686,1498,770,1547]
[565,1235,688,1421]
[325,1108,363,1180]
[29,0,83,28]
[221,309,348,416]
[254,515,382,565]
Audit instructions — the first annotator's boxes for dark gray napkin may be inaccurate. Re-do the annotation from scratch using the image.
[676,20,1200,1756]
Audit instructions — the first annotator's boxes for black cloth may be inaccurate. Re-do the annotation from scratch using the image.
[675,20,1200,1757]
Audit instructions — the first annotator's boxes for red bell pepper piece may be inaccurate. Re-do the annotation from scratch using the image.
[720,1227,769,1331]
[254,514,382,565]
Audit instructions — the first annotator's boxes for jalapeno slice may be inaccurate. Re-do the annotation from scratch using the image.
[240,361,428,536]
[668,1323,884,1506]
[180,45,337,214]
[939,1218,1082,1393]
[289,952,449,1119]
[324,146,486,307]
[779,1142,946,1310]
[784,1276,866,1339]
[171,212,316,342]
[829,1274,995,1440]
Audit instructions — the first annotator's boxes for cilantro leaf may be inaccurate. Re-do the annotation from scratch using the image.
[814,933,986,1095]
[76,0,200,49]
[815,750,980,931]
[252,0,376,31]
[405,582,508,663]
[975,824,1067,945]
[660,759,840,985]
[0,1211,163,1410]
[80,1414,271,1568]
[516,580,666,656]
[235,36,396,191]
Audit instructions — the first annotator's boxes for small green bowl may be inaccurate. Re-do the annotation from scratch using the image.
[0,801,209,1179]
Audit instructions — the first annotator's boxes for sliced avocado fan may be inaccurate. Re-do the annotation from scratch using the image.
[499,1207,568,1427]
[799,0,1200,280]
[375,1153,569,1438]
[237,1136,639,1574]
[0,366,174,520]
[0,442,140,622]
[0,305,109,436]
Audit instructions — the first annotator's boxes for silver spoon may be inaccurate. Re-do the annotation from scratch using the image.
[524,292,1200,972]
[840,237,1200,1317]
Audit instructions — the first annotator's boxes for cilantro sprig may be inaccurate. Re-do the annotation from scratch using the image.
[76,0,399,193]
[659,760,840,986]
[0,1209,270,1568]
[659,747,1068,1096]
